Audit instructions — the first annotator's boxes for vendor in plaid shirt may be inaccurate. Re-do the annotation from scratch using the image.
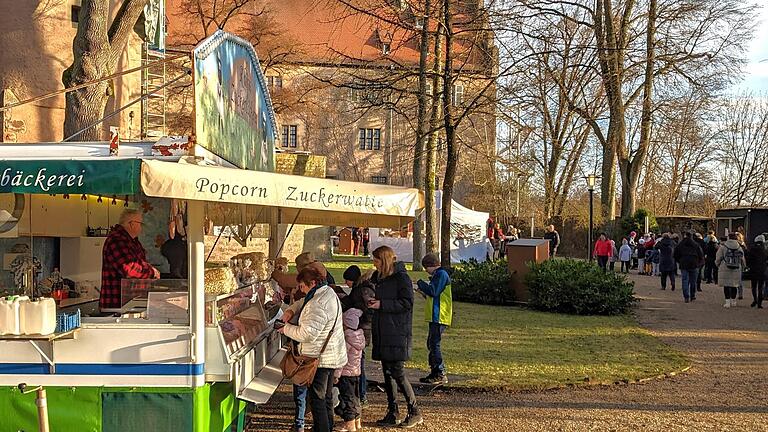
[100,209,160,311]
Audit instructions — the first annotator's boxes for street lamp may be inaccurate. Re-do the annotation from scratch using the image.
[585,174,597,262]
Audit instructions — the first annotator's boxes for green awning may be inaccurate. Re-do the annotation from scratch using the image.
[0,159,140,195]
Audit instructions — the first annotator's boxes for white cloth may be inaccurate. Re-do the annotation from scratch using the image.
[282,285,347,369]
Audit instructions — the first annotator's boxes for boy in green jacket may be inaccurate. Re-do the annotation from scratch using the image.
[416,253,452,384]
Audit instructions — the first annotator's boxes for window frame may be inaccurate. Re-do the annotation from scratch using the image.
[358,128,382,151]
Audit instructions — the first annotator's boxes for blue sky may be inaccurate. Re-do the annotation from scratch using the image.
[734,5,768,93]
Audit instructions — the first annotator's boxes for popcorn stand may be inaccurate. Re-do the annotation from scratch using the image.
[0,151,421,432]
[0,31,422,432]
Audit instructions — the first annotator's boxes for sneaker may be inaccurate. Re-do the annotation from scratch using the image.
[751,301,757,308]
[691,297,696,302]
[422,374,448,385]
[376,410,400,427]
[419,373,436,384]
[360,398,368,407]
[724,300,731,308]
[398,408,423,429]
[738,295,743,300]
[671,286,675,291]
[684,298,690,303]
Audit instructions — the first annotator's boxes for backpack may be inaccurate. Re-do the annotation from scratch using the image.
[724,246,743,270]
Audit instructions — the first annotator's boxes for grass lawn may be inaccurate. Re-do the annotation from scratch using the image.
[405,296,688,390]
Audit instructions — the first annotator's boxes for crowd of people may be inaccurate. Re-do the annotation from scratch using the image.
[272,247,452,432]
[593,229,768,308]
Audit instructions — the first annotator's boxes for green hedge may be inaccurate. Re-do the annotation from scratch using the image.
[525,259,636,315]
[452,259,514,305]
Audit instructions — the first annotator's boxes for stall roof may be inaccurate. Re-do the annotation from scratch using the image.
[141,159,423,228]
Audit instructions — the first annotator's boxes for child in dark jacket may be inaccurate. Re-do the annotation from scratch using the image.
[416,253,453,384]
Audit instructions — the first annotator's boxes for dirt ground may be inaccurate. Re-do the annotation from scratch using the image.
[247,274,768,431]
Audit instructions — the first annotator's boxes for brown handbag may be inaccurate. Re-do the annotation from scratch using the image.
[280,298,340,386]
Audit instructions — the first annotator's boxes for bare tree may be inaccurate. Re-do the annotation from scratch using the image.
[714,95,768,207]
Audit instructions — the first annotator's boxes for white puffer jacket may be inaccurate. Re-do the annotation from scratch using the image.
[283,285,347,369]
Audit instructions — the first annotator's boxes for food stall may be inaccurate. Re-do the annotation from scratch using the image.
[0,144,422,432]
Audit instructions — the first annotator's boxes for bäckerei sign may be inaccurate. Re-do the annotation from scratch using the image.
[0,160,140,194]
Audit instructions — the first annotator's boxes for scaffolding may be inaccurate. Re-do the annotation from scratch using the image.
[141,43,167,139]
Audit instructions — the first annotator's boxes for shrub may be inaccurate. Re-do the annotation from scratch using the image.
[525,259,636,315]
[451,259,514,305]
[619,208,659,239]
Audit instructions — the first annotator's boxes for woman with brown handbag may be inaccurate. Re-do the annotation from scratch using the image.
[278,267,347,432]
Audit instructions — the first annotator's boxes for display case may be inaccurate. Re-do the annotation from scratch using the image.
[204,283,283,382]
[111,279,190,323]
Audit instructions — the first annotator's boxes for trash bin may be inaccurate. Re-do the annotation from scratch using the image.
[506,238,550,302]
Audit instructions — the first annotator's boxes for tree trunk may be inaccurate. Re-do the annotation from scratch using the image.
[425,8,444,255]
[411,0,432,271]
[63,0,148,141]
[439,0,455,268]
[618,0,656,218]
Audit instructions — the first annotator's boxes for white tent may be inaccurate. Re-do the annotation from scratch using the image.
[369,195,489,263]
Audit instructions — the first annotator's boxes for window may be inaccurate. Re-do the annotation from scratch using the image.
[267,76,283,89]
[371,176,388,184]
[381,42,391,55]
[452,84,464,106]
[71,5,81,24]
[358,128,381,150]
[282,125,298,148]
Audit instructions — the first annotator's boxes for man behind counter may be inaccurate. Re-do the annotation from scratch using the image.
[100,209,160,311]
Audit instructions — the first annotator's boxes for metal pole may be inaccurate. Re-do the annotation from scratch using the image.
[36,387,50,432]
[589,189,594,262]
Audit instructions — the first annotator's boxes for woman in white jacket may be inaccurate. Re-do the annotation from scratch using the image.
[279,267,347,432]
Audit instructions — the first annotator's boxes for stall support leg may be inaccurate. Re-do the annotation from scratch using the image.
[188,200,206,387]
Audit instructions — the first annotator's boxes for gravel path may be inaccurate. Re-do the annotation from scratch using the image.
[248,274,768,431]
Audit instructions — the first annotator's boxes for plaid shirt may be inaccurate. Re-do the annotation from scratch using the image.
[100,225,155,309]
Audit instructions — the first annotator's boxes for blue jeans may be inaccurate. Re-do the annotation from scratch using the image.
[359,350,367,401]
[681,268,699,300]
[293,384,307,428]
[428,322,447,375]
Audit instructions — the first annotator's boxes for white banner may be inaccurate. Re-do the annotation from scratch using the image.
[141,160,423,227]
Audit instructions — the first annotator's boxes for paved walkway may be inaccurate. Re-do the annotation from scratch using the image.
[247,274,768,431]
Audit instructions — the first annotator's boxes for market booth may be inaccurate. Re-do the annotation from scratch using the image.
[0,146,421,432]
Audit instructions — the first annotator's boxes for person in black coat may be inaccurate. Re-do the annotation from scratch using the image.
[704,236,720,284]
[674,232,704,302]
[656,233,677,290]
[368,246,422,428]
[340,265,375,405]
[746,235,767,308]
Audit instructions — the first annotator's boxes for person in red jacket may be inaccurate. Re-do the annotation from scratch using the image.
[593,233,613,272]
[100,209,160,311]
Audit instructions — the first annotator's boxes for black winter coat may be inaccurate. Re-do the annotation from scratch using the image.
[704,242,719,265]
[341,280,375,346]
[656,238,677,272]
[746,242,768,279]
[371,262,413,362]
[674,238,704,270]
